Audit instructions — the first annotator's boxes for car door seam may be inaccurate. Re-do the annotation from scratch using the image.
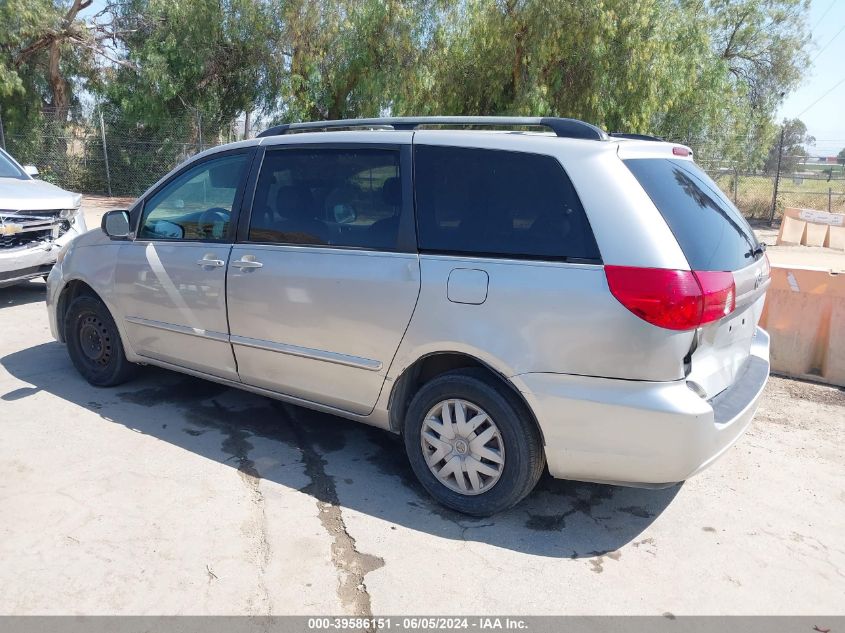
[229,334,383,371]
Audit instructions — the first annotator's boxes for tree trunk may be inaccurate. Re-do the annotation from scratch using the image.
[47,39,69,122]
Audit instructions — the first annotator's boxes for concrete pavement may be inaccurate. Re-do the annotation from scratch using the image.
[1,280,843,615]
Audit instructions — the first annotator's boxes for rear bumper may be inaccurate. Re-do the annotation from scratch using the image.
[515,327,770,486]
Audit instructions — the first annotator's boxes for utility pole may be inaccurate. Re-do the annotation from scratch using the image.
[769,126,785,226]
[197,111,204,150]
[733,167,738,204]
[99,109,113,197]
[0,104,6,151]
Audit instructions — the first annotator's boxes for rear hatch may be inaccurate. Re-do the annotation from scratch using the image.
[623,155,770,399]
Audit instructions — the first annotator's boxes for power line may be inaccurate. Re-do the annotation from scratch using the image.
[811,0,836,31]
[811,22,845,64]
[796,75,845,117]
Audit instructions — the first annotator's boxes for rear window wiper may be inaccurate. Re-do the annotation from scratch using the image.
[745,243,766,259]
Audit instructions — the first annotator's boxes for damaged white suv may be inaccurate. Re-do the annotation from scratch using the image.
[0,147,87,287]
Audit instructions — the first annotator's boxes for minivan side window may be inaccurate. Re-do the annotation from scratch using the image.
[139,153,248,241]
[414,145,600,261]
[248,148,403,250]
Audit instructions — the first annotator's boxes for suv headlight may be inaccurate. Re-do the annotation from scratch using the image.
[61,194,83,221]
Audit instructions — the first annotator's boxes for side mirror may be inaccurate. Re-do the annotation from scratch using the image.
[23,165,39,177]
[101,209,131,238]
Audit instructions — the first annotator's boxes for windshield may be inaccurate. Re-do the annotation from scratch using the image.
[0,149,27,179]
[624,158,761,272]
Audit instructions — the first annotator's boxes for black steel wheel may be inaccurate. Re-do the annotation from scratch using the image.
[65,295,136,387]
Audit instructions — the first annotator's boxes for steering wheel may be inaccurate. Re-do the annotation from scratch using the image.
[198,207,230,239]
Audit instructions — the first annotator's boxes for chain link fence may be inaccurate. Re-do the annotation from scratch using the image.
[680,133,845,221]
[2,111,843,220]
[770,158,845,216]
[2,107,252,197]
[697,157,845,221]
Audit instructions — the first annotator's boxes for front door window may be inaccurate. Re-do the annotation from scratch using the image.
[139,153,248,241]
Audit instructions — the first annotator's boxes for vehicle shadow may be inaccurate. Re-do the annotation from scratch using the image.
[1,341,681,559]
[1,279,47,308]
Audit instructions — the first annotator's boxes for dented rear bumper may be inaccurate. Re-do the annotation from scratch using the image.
[513,327,770,487]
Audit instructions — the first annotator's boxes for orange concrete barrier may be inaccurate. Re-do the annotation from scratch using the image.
[759,265,845,386]
[777,207,845,250]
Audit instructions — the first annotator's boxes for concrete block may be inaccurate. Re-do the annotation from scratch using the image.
[760,265,845,386]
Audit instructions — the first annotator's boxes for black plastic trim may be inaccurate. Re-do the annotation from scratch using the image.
[610,132,664,142]
[396,144,417,252]
[709,355,769,425]
[0,264,53,282]
[236,146,266,244]
[417,250,602,265]
[258,116,608,141]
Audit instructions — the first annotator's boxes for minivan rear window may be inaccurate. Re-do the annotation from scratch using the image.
[415,145,600,261]
[624,158,760,272]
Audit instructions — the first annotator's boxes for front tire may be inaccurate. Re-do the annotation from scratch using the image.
[403,369,545,516]
[65,295,136,387]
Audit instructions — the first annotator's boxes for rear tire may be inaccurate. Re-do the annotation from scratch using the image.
[403,369,545,516]
[65,295,136,387]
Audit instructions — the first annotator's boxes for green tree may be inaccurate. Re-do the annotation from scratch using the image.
[837,148,845,165]
[397,0,706,130]
[277,0,433,121]
[764,118,814,174]
[0,0,105,124]
[710,0,809,113]
[395,0,809,169]
[102,0,285,135]
[2,0,814,193]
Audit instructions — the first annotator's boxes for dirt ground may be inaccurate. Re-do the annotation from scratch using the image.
[0,279,843,616]
[80,195,135,231]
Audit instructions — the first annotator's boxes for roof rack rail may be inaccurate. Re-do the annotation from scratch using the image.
[609,132,664,142]
[257,116,608,141]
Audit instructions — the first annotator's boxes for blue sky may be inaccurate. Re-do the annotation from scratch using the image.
[778,0,845,156]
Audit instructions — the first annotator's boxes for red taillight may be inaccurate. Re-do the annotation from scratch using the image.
[605,266,735,331]
[695,271,736,323]
[672,146,691,157]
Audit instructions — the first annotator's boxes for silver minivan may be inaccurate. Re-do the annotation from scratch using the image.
[46,117,771,516]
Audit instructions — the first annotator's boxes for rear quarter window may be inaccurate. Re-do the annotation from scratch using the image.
[624,158,759,272]
[414,145,600,261]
